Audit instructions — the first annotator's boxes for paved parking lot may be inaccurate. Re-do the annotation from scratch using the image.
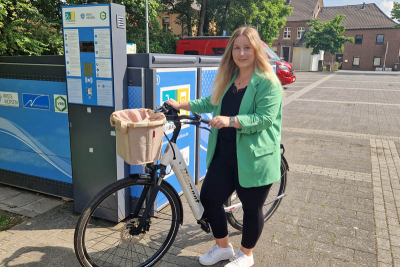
[0,70,400,266]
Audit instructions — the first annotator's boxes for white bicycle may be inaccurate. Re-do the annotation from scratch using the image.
[74,102,289,267]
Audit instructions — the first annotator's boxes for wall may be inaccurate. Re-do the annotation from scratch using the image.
[272,21,309,63]
[324,28,400,71]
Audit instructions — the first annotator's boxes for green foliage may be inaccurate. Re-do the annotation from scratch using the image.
[205,0,292,43]
[0,0,62,56]
[391,2,400,27]
[66,0,178,53]
[304,15,354,55]
[0,0,178,56]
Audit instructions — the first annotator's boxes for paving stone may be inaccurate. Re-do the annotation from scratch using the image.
[354,250,377,267]
[1,193,42,208]
[377,249,392,264]
[377,238,391,250]
[312,241,354,261]
[272,231,312,251]
[261,256,300,267]
[0,185,21,201]
[318,221,355,237]
[334,234,375,254]
[23,197,63,214]
[331,258,364,267]
[286,248,329,267]
[392,246,400,259]
[376,227,390,239]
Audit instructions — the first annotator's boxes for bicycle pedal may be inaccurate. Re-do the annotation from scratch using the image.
[197,219,211,233]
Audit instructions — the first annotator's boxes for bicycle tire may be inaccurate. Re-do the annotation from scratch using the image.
[225,155,288,231]
[74,176,181,267]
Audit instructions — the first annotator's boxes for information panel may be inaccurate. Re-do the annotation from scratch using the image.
[156,68,197,196]
[62,4,114,107]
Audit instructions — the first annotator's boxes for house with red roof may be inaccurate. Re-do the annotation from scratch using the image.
[274,1,400,71]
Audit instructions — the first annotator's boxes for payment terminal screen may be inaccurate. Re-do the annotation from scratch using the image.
[80,41,95,52]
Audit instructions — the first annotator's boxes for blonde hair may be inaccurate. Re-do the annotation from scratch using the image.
[210,26,280,105]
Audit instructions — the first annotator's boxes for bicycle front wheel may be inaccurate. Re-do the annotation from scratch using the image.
[74,176,181,267]
[225,155,288,231]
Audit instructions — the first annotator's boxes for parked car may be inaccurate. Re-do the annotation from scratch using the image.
[176,36,296,85]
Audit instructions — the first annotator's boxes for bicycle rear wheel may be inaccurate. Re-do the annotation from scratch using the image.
[225,155,288,231]
[74,176,181,267]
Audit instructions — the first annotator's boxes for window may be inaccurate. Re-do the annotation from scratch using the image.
[373,57,381,67]
[355,35,363,44]
[297,27,305,39]
[162,17,170,31]
[283,27,291,39]
[352,56,360,66]
[376,34,384,44]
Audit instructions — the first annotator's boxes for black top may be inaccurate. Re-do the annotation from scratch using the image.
[218,83,247,143]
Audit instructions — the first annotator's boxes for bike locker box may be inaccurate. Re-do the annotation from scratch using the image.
[61,3,129,221]
[127,54,221,196]
[127,54,199,205]
[0,55,74,198]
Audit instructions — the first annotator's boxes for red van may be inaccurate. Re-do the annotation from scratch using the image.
[176,36,296,85]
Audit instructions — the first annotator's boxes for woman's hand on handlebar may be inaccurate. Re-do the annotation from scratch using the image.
[165,99,191,111]
[165,99,181,109]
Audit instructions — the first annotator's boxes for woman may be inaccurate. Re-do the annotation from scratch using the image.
[166,26,283,267]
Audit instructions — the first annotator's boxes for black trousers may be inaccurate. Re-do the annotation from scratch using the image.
[200,140,272,249]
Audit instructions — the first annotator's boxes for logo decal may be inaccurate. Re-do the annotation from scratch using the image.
[54,95,68,113]
[65,11,75,21]
[100,11,107,20]
[23,94,50,110]
[0,92,19,107]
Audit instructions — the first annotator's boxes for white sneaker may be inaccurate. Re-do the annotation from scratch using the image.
[199,243,235,266]
[224,250,254,267]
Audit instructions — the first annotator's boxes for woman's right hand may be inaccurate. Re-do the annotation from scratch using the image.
[165,99,181,110]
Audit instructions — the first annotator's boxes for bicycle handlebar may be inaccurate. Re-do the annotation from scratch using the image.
[156,103,210,126]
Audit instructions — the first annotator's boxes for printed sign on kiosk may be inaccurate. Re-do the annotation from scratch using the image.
[62,4,114,107]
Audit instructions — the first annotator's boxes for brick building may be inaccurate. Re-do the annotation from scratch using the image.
[274,1,400,71]
[272,0,324,63]
[318,4,400,71]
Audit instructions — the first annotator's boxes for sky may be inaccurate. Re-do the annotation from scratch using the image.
[323,0,395,19]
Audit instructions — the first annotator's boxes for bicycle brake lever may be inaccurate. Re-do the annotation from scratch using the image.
[199,126,212,132]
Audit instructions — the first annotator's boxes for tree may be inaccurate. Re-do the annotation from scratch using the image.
[304,15,354,60]
[197,0,207,36]
[391,1,400,27]
[66,0,179,53]
[161,0,198,36]
[0,0,62,56]
[205,0,292,43]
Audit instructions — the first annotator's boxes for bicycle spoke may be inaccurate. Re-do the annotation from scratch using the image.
[77,179,180,267]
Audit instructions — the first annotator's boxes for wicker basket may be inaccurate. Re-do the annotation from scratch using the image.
[110,108,166,165]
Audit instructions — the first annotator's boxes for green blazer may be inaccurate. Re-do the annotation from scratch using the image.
[189,70,283,188]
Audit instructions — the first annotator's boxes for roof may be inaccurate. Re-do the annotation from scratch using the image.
[286,0,320,21]
[317,3,398,29]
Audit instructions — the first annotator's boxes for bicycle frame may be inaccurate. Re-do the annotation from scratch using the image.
[160,142,204,220]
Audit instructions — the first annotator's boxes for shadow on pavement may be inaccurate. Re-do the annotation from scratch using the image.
[1,246,80,267]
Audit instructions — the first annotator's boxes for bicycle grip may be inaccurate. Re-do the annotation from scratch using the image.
[201,118,211,124]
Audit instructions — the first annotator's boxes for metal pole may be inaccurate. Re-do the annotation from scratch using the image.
[146,0,149,53]
[383,42,388,70]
